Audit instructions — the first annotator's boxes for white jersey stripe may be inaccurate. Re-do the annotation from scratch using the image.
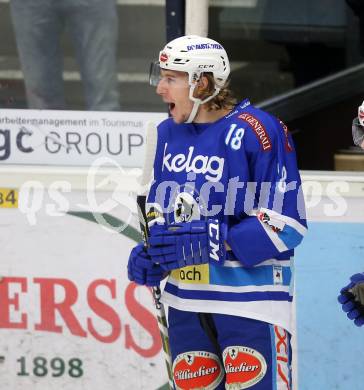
[167,277,290,294]
[161,292,293,333]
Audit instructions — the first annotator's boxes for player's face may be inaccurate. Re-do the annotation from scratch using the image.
[156,69,193,124]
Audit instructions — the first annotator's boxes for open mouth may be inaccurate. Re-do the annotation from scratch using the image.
[169,103,176,113]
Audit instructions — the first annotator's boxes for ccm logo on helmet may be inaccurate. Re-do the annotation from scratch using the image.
[198,65,215,69]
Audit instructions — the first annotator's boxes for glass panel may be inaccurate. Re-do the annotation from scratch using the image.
[0,0,166,113]
[209,0,358,103]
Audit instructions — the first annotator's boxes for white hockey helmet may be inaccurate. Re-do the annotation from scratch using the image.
[150,35,231,123]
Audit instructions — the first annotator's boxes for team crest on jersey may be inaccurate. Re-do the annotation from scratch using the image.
[173,192,200,223]
[173,351,224,390]
[223,346,267,389]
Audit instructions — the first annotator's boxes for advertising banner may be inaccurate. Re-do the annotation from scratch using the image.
[0,109,167,167]
[0,178,169,390]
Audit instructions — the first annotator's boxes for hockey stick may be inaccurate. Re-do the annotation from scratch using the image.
[136,121,173,390]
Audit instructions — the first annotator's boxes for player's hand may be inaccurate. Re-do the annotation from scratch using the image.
[338,273,364,327]
[147,220,226,271]
[128,243,167,286]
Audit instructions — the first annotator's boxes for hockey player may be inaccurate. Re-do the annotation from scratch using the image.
[128,35,307,389]
[352,101,364,149]
[337,103,364,327]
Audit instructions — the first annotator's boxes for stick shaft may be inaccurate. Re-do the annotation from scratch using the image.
[136,131,174,388]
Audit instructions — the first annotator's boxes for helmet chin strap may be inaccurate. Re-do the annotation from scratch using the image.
[185,84,221,123]
[185,100,201,124]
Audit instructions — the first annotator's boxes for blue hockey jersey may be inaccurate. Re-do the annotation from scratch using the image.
[146,99,307,332]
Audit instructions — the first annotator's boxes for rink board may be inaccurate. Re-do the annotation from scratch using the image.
[295,222,364,390]
[0,193,167,389]
[0,166,363,389]
[295,171,364,390]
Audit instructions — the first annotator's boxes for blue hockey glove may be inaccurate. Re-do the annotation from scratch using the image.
[338,273,364,327]
[128,243,167,286]
[147,220,226,271]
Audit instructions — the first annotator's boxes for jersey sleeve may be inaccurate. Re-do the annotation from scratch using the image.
[225,110,307,267]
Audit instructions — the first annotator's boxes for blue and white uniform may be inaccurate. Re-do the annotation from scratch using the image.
[146,99,307,389]
[147,99,307,333]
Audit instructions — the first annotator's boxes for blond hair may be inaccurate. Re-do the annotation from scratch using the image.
[197,73,237,112]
